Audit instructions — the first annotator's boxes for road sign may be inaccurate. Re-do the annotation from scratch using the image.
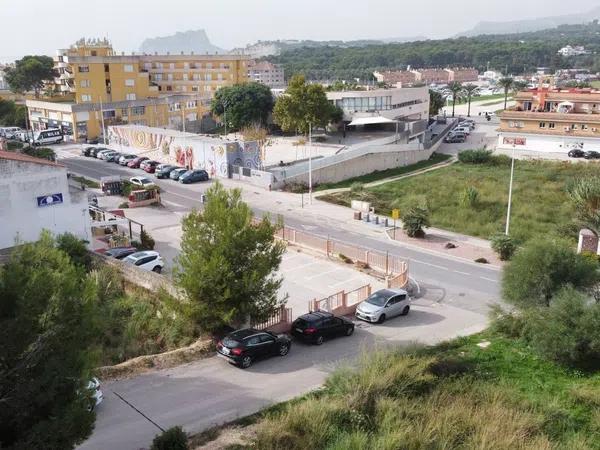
[37,193,63,207]
[392,209,400,220]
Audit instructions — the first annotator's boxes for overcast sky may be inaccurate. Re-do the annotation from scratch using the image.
[0,0,598,62]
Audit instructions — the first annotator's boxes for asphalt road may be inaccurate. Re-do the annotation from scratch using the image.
[60,151,501,449]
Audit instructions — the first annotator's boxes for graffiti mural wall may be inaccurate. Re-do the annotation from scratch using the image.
[108,125,261,178]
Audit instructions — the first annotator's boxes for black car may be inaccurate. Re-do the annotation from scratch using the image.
[568,149,585,158]
[291,311,354,345]
[216,328,291,369]
[104,247,137,260]
[444,134,466,143]
[82,146,96,157]
[155,164,178,179]
[584,151,600,160]
[91,147,108,157]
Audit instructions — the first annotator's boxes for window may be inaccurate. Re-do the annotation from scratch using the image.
[81,94,92,102]
[124,64,134,72]
[549,123,556,129]
[258,334,275,344]
[126,93,136,101]
[246,336,260,346]
[155,62,163,69]
[144,63,151,70]
[121,108,129,116]
[125,79,135,87]
[80,79,91,88]
[193,73,200,81]
[183,73,188,81]
[131,106,145,116]
[206,63,212,69]
[192,86,199,92]
[154,73,163,81]
[169,63,175,69]
[539,122,546,128]
[217,73,223,81]
[582,124,589,131]
[78,65,89,73]
[102,110,116,119]
[184,62,189,69]
[205,74,212,81]
[166,86,172,91]
[167,73,173,81]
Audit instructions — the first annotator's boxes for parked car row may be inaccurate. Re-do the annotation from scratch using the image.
[81,146,210,184]
[105,247,165,273]
[217,288,411,369]
[568,149,600,159]
[444,119,475,144]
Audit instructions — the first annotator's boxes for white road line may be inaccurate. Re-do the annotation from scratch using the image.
[480,276,499,283]
[453,270,470,275]
[412,259,449,271]
[281,261,316,273]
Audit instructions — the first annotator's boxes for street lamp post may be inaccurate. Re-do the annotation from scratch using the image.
[308,122,313,205]
[505,145,516,235]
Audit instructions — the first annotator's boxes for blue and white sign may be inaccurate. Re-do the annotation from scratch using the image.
[37,193,63,207]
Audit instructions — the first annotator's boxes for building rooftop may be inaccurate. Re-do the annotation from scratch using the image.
[0,151,64,168]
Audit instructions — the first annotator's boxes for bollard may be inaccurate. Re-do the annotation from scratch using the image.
[382,218,389,227]
[375,216,379,225]
[364,213,370,222]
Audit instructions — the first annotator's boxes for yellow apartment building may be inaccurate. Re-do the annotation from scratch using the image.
[497,87,600,153]
[26,39,249,141]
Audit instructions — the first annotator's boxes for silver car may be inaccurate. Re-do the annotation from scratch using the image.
[355,288,411,324]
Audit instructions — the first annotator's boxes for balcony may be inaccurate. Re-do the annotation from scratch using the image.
[500,110,600,123]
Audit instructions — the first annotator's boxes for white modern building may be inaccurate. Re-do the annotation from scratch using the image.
[326,86,430,140]
[247,60,285,88]
[558,45,589,57]
[0,151,91,250]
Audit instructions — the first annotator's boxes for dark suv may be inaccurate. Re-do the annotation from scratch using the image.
[216,328,291,369]
[291,311,354,345]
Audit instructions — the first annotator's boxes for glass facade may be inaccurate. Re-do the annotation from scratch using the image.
[335,96,421,112]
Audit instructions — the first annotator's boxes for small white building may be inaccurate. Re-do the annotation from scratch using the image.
[558,45,589,57]
[0,151,91,250]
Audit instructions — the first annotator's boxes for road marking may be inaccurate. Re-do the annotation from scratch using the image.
[480,276,499,283]
[453,270,470,275]
[411,259,449,271]
[306,268,340,280]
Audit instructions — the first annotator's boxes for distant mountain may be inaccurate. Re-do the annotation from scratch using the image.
[139,30,224,55]
[458,6,600,37]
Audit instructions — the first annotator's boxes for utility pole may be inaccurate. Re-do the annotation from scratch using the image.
[505,145,516,235]
[182,104,188,168]
[308,122,313,205]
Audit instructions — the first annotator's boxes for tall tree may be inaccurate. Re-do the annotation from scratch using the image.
[502,238,599,309]
[498,77,515,110]
[448,82,463,118]
[462,84,479,117]
[0,232,97,449]
[428,90,444,116]
[4,56,55,98]
[175,182,286,331]
[210,82,274,131]
[273,75,341,134]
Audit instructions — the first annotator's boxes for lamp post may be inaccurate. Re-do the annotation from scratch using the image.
[505,144,516,235]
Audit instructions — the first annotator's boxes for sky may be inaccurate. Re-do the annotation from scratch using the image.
[0,0,599,62]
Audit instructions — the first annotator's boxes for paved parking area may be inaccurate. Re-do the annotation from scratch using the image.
[280,250,385,318]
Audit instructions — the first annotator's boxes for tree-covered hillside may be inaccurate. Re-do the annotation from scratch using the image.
[267,22,600,80]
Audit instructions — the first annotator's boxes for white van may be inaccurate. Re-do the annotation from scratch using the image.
[30,128,63,146]
[1,127,22,139]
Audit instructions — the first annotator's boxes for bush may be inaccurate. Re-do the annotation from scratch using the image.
[22,146,56,161]
[151,426,188,450]
[139,229,155,250]
[121,180,133,197]
[489,154,512,166]
[524,287,600,370]
[56,232,91,270]
[338,253,353,264]
[6,141,23,150]
[118,201,130,209]
[402,206,430,238]
[459,186,479,208]
[458,149,492,164]
[350,182,365,195]
[491,234,516,261]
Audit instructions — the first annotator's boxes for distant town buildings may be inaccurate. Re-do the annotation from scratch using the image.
[557,45,589,57]
[498,87,600,153]
[25,38,249,141]
[373,67,479,86]
[247,60,285,88]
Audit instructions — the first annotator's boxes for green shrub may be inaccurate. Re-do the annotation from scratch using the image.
[121,180,133,197]
[6,141,23,150]
[489,154,512,166]
[56,232,91,270]
[350,182,365,195]
[524,287,600,370]
[139,229,155,250]
[402,206,430,238]
[151,426,188,450]
[458,149,492,164]
[491,233,516,261]
[118,201,130,209]
[338,253,353,264]
[22,146,56,161]
[459,186,479,208]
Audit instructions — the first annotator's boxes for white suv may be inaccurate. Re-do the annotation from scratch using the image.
[355,288,411,324]
[123,251,164,273]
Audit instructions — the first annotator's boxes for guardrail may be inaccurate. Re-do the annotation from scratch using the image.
[251,305,293,334]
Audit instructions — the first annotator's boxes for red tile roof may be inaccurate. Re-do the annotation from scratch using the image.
[0,150,64,168]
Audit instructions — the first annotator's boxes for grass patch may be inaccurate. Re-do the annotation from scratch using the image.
[454,93,508,106]
[251,332,600,449]
[479,96,512,107]
[320,158,596,243]
[71,175,100,189]
[314,153,452,191]
[591,81,600,89]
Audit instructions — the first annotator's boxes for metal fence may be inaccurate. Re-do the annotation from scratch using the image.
[310,284,372,316]
[251,306,293,333]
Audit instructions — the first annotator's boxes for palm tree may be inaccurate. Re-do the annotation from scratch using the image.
[498,77,514,110]
[463,84,479,117]
[448,82,463,118]
[567,177,600,234]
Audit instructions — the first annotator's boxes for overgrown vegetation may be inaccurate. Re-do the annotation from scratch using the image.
[151,426,189,450]
[490,233,516,261]
[251,332,600,449]
[71,175,100,189]
[320,157,600,244]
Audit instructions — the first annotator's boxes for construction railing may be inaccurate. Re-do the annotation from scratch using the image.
[275,224,409,287]
[251,306,293,334]
[310,284,372,316]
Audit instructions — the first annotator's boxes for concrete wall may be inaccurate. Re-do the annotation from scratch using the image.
[497,132,600,153]
[0,160,91,250]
